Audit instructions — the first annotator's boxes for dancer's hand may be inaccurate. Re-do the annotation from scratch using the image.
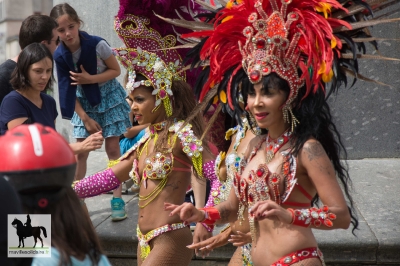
[70,65,93,85]
[192,223,212,258]
[249,200,292,224]
[229,231,252,246]
[188,226,231,254]
[164,202,205,223]
[83,118,102,134]
[80,132,104,152]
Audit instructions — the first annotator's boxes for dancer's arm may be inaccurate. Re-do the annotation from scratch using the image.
[249,139,351,229]
[165,186,240,225]
[74,151,136,198]
[298,139,351,229]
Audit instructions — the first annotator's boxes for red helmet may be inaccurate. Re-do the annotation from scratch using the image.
[0,124,76,193]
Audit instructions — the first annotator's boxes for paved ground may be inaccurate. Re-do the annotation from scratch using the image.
[85,150,400,265]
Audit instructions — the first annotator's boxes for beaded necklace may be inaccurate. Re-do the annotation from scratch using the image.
[246,129,292,247]
[137,121,166,159]
[265,130,292,163]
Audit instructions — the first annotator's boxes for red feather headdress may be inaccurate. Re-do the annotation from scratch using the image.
[160,0,400,124]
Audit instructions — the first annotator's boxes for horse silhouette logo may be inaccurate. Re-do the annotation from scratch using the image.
[8,214,51,258]
[11,214,47,248]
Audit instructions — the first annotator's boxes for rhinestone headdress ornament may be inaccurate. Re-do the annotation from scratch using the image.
[113,2,187,117]
[239,0,305,123]
[165,0,400,124]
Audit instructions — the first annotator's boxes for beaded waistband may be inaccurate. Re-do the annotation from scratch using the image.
[137,222,188,260]
[271,247,324,266]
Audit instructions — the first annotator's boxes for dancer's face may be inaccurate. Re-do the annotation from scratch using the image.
[27,57,53,92]
[130,86,165,125]
[247,81,287,130]
[56,15,80,52]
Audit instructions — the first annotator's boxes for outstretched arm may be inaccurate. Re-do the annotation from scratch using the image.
[165,185,240,225]
[73,151,136,198]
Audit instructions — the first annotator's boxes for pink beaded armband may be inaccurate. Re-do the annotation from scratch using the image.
[73,168,121,198]
[288,205,336,227]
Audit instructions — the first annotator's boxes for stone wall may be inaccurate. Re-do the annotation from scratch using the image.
[53,0,400,158]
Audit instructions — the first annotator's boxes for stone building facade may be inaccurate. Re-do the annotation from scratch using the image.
[0,0,53,63]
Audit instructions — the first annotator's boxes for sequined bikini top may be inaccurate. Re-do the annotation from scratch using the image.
[121,121,204,208]
[233,137,312,209]
[214,117,260,204]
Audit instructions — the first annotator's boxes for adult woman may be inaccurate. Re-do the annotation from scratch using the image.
[0,43,56,134]
[159,0,397,264]
[0,42,104,154]
[189,116,258,265]
[72,1,218,265]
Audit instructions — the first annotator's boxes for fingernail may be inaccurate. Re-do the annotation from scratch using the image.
[227,239,232,242]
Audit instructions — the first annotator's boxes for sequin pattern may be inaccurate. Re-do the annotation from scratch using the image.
[74,168,121,198]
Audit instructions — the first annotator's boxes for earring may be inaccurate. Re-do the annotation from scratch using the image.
[283,104,299,132]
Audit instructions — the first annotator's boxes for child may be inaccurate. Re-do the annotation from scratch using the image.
[50,3,131,221]
[0,124,111,266]
[119,72,148,156]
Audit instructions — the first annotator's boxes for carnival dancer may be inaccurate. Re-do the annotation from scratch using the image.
[162,0,399,264]
[72,1,220,265]
[190,116,259,265]
[1,124,111,266]
[50,3,132,221]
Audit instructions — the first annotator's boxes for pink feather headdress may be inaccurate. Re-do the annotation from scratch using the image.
[113,0,199,117]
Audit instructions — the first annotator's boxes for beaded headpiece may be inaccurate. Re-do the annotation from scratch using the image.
[162,0,400,125]
[113,0,194,117]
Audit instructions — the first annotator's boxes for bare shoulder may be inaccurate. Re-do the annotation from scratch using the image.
[300,138,327,162]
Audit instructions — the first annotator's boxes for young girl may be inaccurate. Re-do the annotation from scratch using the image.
[50,3,131,221]
[119,72,149,156]
[0,124,111,266]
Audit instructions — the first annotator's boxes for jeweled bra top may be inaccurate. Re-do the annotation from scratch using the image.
[121,121,204,208]
[233,133,313,218]
[214,118,253,204]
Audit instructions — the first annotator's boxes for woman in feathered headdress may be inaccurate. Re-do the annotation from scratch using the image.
[163,0,399,264]
[71,1,226,265]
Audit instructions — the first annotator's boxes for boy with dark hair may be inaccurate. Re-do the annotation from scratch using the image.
[0,15,58,105]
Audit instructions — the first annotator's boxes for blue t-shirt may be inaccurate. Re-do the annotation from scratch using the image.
[31,247,111,266]
[0,91,58,135]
